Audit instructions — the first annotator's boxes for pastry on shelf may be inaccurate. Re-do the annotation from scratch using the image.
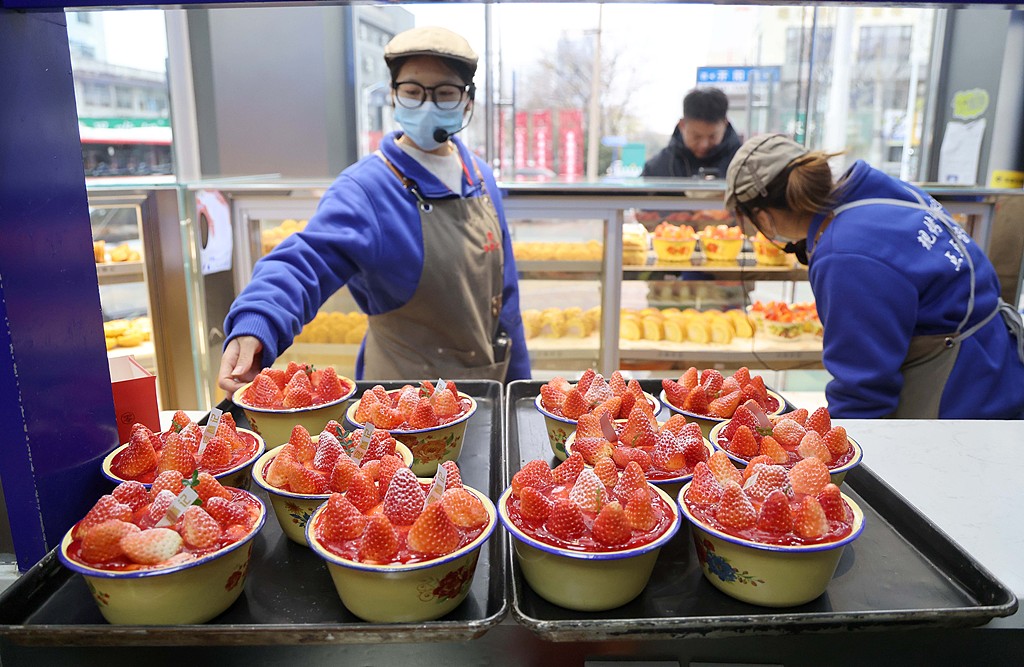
[261,218,307,256]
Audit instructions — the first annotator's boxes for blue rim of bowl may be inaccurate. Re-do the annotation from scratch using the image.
[58,489,267,579]
[232,376,357,415]
[659,388,785,424]
[533,392,664,425]
[676,481,866,554]
[497,485,681,561]
[707,420,865,475]
[304,486,497,573]
[563,429,715,488]
[249,442,414,500]
[101,427,267,488]
[344,392,478,434]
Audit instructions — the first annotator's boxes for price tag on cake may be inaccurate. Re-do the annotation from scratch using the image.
[432,377,446,397]
[599,411,618,443]
[352,422,374,463]
[156,476,201,527]
[196,408,223,458]
[424,464,448,507]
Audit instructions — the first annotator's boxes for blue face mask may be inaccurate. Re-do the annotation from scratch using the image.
[394,100,468,151]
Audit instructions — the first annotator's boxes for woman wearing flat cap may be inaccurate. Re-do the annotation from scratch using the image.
[725,134,1024,419]
[218,26,530,389]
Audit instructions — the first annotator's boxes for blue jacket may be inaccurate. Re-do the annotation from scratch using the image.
[225,131,531,382]
[807,161,1024,419]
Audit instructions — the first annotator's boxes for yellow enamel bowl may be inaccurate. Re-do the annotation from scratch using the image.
[251,441,414,545]
[653,237,697,264]
[563,427,715,498]
[534,391,663,462]
[752,238,792,266]
[101,427,266,492]
[344,391,477,477]
[305,486,496,623]
[699,235,744,263]
[678,481,866,607]
[498,484,680,611]
[232,375,357,451]
[707,420,864,487]
[659,389,786,439]
[57,489,266,625]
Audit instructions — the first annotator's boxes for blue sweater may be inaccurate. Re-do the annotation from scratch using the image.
[225,132,531,382]
[807,161,1024,419]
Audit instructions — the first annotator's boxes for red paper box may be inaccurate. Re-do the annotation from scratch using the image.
[109,356,160,444]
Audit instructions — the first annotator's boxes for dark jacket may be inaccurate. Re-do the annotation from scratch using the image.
[641,122,742,178]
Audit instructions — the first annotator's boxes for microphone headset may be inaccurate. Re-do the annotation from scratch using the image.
[432,101,476,144]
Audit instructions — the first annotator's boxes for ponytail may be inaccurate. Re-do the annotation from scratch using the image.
[741,150,844,218]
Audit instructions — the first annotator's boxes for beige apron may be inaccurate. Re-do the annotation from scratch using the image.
[829,190,1024,418]
[361,150,511,382]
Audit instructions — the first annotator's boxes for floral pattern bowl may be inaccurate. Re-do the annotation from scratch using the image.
[677,480,866,607]
[344,392,477,477]
[250,441,414,545]
[533,392,663,461]
[304,486,496,623]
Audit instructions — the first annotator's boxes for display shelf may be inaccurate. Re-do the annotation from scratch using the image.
[94,261,145,285]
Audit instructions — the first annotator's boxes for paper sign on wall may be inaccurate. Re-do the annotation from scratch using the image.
[196,189,232,275]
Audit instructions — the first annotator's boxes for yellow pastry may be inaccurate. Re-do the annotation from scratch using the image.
[116,332,144,348]
[709,317,734,344]
[103,320,129,338]
[663,318,686,343]
[620,318,642,341]
[725,310,755,338]
[105,336,117,351]
[642,316,664,341]
[686,319,712,344]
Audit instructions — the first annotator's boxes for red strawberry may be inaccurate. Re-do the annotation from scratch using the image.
[150,471,184,500]
[199,436,232,470]
[156,433,196,477]
[358,515,399,563]
[284,361,304,377]
[519,487,552,522]
[742,464,790,502]
[407,502,461,555]
[147,489,176,524]
[682,385,710,414]
[112,481,149,512]
[289,426,316,464]
[661,413,689,435]
[758,435,790,464]
[616,392,636,419]
[700,369,724,396]
[441,487,488,529]
[679,423,709,468]
[576,368,596,394]
[319,493,367,541]
[595,396,623,420]
[573,414,601,439]
[114,424,160,478]
[80,520,139,563]
[715,480,756,530]
[345,469,379,513]
[552,452,585,485]
[121,527,183,565]
[540,383,568,413]
[205,496,251,529]
[75,495,133,539]
[287,464,329,495]
[771,419,807,449]
[572,437,615,466]
[623,487,656,531]
[797,431,833,464]
[748,375,769,402]
[440,460,463,489]
[561,388,588,420]
[181,506,222,549]
[652,431,687,471]
[408,399,439,429]
[609,370,629,397]
[265,368,288,390]
[373,405,405,430]
[284,369,313,396]
[329,457,359,493]
[707,450,742,486]
[316,366,346,402]
[265,445,298,488]
[742,455,775,481]
[679,367,699,389]
[785,408,809,426]
[364,431,398,461]
[376,454,405,493]
[569,468,606,511]
[618,407,657,449]
[194,472,232,503]
[757,489,795,534]
[312,431,343,472]
[353,391,380,424]
[611,445,652,471]
[361,459,382,481]
[805,407,832,436]
[591,501,631,546]
[178,423,202,454]
[794,496,829,538]
[687,462,724,504]
[511,460,554,497]
[369,384,390,406]
[707,390,742,418]
[592,457,619,488]
[789,457,831,496]
[732,367,751,387]
[816,483,847,522]
[612,461,647,501]
[545,498,586,541]
[661,379,688,408]
[382,468,426,526]
[728,425,759,459]
[169,410,192,433]
[721,377,741,396]
[431,388,459,418]
[244,374,282,408]
[823,426,851,456]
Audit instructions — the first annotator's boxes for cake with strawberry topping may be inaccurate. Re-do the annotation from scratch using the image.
[104,412,265,487]
[240,362,355,410]
[346,380,471,431]
[661,366,779,420]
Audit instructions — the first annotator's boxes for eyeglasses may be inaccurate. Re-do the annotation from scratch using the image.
[393,81,473,110]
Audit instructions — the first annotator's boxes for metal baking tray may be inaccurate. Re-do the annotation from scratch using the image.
[505,379,1018,642]
[0,380,506,646]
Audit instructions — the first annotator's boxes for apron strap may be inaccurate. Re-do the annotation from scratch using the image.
[375,150,431,209]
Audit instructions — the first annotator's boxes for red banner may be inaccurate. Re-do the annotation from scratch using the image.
[531,110,552,172]
[514,112,529,170]
[558,109,584,178]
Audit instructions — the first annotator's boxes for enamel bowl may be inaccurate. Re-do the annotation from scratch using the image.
[58,489,266,625]
[660,388,786,439]
[250,440,413,545]
[305,485,496,623]
[232,375,357,450]
[534,391,663,462]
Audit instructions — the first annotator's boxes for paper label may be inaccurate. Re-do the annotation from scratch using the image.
[197,408,223,458]
[353,423,374,462]
[599,411,618,442]
[424,465,448,507]
[432,377,446,397]
[156,485,200,527]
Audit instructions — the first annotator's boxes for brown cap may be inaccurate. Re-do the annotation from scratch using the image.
[384,26,479,75]
[725,134,809,210]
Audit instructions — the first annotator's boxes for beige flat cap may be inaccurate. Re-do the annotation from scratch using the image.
[725,134,808,210]
[384,26,479,72]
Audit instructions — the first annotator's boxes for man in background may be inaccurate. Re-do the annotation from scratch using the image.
[642,87,741,179]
